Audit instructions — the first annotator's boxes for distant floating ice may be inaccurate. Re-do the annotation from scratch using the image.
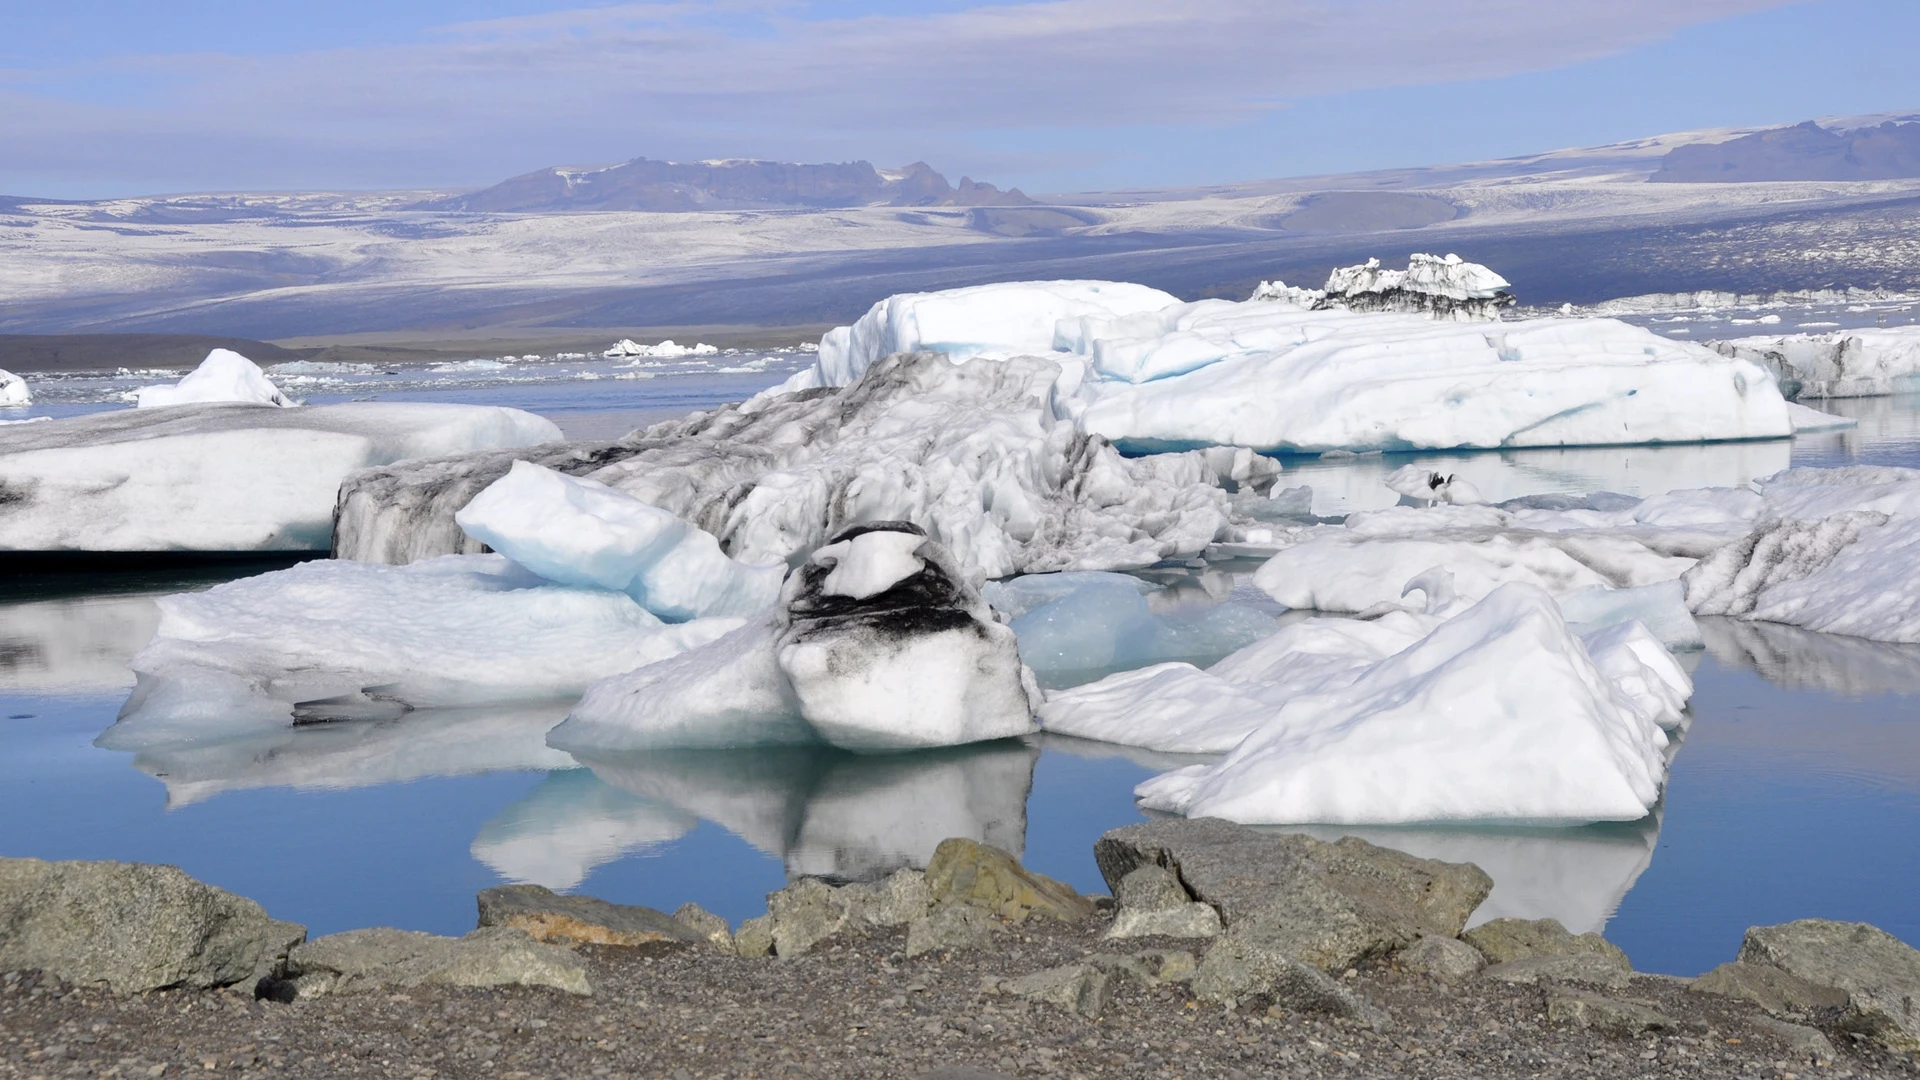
[0,368,29,407]
[136,349,294,409]
[604,339,720,360]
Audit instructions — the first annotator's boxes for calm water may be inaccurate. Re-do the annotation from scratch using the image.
[3,364,1918,976]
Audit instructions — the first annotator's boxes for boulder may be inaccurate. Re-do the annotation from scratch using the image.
[1547,989,1679,1035]
[1736,919,1920,1051]
[672,903,736,954]
[1190,935,1389,1026]
[1750,1017,1838,1064]
[997,963,1116,1018]
[1093,819,1490,973]
[1088,949,1198,987]
[1396,935,1486,984]
[1482,954,1632,991]
[760,868,937,958]
[0,857,306,993]
[476,884,704,947]
[1463,917,1629,967]
[734,916,776,959]
[1106,865,1220,940]
[1691,961,1849,1014]
[925,838,1094,923]
[283,927,590,997]
[905,903,1002,959]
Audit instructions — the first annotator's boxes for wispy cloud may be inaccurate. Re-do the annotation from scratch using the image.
[0,0,1800,194]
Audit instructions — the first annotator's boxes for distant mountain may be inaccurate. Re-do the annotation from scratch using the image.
[1651,119,1920,183]
[416,158,1035,213]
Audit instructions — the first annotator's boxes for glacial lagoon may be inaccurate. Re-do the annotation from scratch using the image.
[3,359,1917,978]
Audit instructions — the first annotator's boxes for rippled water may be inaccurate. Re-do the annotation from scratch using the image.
[4,371,1919,975]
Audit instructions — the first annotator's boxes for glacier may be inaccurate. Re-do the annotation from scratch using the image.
[776,277,1793,453]
[550,523,1040,754]
[136,349,295,409]
[334,349,1278,576]
[1131,583,1677,825]
[0,402,561,551]
[1713,326,1920,398]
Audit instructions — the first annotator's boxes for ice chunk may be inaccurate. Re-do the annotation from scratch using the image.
[1712,326,1920,398]
[1557,580,1703,650]
[1384,464,1486,505]
[1134,583,1671,825]
[336,350,1271,577]
[1785,402,1856,432]
[455,461,784,621]
[0,402,562,551]
[1318,254,1515,321]
[553,524,1040,753]
[603,339,719,359]
[814,529,927,600]
[135,349,294,408]
[103,554,742,750]
[1684,510,1920,641]
[1003,574,1277,680]
[0,368,28,407]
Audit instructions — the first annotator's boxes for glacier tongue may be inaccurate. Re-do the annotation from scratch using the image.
[335,350,1276,576]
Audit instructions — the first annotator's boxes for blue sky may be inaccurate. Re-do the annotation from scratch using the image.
[3,0,1918,198]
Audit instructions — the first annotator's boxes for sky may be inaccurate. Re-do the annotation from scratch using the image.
[4,0,1920,199]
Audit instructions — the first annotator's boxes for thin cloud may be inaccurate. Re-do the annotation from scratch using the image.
[1,0,1802,192]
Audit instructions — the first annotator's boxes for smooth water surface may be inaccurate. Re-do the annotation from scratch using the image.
[5,375,1920,975]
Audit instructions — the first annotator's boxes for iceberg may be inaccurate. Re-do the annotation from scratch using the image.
[986,571,1279,682]
[603,339,719,360]
[1712,326,1920,398]
[1132,583,1675,825]
[551,524,1040,754]
[1252,254,1516,322]
[455,461,785,621]
[778,278,1794,453]
[135,349,295,408]
[103,554,743,750]
[0,402,562,551]
[0,368,28,407]
[335,350,1276,577]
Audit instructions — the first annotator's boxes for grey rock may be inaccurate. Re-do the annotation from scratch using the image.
[767,878,854,958]
[671,903,735,955]
[734,915,775,959]
[998,963,1116,1018]
[840,868,934,928]
[1737,919,1920,1051]
[1547,989,1678,1035]
[1094,818,1490,973]
[1115,865,1191,911]
[1691,961,1849,1014]
[1191,934,1390,1027]
[905,903,1001,959]
[0,857,306,994]
[1106,903,1222,940]
[1751,1016,1838,1063]
[1482,954,1632,990]
[284,926,589,998]
[476,884,703,947]
[1396,935,1486,984]
[917,1068,1019,1080]
[1463,917,1630,968]
[1091,949,1198,987]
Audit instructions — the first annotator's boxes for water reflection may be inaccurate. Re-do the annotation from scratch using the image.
[127,703,577,807]
[1702,617,1920,698]
[0,592,160,693]
[573,741,1038,884]
[472,769,698,890]
[1791,392,1920,468]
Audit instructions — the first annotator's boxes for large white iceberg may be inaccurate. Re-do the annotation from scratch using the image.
[551,524,1040,754]
[135,349,295,408]
[455,461,786,620]
[335,349,1275,577]
[0,368,29,407]
[0,402,562,551]
[104,554,742,750]
[1132,583,1676,825]
[777,279,1794,453]
[1713,326,1920,398]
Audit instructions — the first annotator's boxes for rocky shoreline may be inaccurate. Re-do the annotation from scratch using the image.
[4,820,1918,1080]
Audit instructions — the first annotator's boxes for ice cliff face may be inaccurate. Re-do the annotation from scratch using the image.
[1250,254,1515,322]
[334,350,1280,575]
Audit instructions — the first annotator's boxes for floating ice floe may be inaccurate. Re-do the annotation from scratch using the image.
[1252,254,1515,322]
[1712,326,1920,398]
[1683,466,1920,643]
[103,555,743,750]
[135,349,295,408]
[0,368,29,407]
[0,402,562,550]
[776,276,1794,453]
[982,571,1280,682]
[603,339,720,360]
[1130,583,1677,825]
[455,461,786,621]
[551,523,1040,754]
[335,349,1278,577]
